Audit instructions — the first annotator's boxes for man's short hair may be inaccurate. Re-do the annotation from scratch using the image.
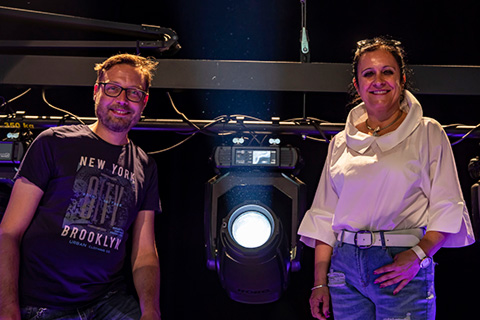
[94,53,158,90]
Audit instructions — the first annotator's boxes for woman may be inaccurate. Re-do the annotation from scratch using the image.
[297,37,475,320]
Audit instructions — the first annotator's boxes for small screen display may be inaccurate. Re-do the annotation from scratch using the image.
[0,142,13,161]
[252,150,273,164]
[234,148,277,166]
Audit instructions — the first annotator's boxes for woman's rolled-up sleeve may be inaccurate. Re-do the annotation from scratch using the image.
[425,121,475,247]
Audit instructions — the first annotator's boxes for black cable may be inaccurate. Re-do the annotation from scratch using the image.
[42,89,85,125]
[451,123,480,146]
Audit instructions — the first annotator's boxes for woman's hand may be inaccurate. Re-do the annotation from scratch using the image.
[309,286,331,319]
[373,249,420,295]
[374,231,446,295]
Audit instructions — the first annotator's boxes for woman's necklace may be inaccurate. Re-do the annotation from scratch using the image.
[365,110,403,136]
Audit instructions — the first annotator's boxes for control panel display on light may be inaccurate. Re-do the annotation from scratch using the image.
[234,149,277,166]
[212,145,298,169]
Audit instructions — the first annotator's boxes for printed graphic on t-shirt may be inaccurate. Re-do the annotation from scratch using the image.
[60,156,136,253]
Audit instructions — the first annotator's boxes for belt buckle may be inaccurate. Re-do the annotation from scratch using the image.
[354,230,375,249]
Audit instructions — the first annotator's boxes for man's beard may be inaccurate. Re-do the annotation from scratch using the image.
[95,104,141,133]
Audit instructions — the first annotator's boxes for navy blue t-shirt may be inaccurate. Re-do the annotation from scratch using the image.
[16,125,161,309]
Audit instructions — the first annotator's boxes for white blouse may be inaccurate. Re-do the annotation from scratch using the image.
[298,91,475,248]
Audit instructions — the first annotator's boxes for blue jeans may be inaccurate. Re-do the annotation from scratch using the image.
[20,290,141,320]
[328,243,436,320]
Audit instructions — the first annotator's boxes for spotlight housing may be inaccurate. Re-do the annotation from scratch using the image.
[205,145,305,304]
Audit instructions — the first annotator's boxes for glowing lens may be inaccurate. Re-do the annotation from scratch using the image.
[231,210,272,248]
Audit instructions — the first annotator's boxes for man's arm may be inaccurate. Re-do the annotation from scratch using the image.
[131,210,161,320]
[0,177,44,320]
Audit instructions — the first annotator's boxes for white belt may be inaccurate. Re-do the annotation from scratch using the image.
[337,229,424,248]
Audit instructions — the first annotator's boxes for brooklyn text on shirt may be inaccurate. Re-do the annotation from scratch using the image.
[61,225,122,253]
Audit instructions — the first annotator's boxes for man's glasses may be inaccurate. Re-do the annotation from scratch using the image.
[97,82,148,103]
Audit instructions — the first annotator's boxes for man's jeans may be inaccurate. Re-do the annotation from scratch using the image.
[328,243,436,320]
[20,290,141,320]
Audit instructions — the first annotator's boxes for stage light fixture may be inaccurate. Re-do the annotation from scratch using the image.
[0,129,32,222]
[204,145,306,304]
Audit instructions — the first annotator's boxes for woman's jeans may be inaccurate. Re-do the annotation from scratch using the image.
[328,243,436,320]
[20,290,141,320]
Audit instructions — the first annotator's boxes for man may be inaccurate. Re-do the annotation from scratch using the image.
[0,53,161,320]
